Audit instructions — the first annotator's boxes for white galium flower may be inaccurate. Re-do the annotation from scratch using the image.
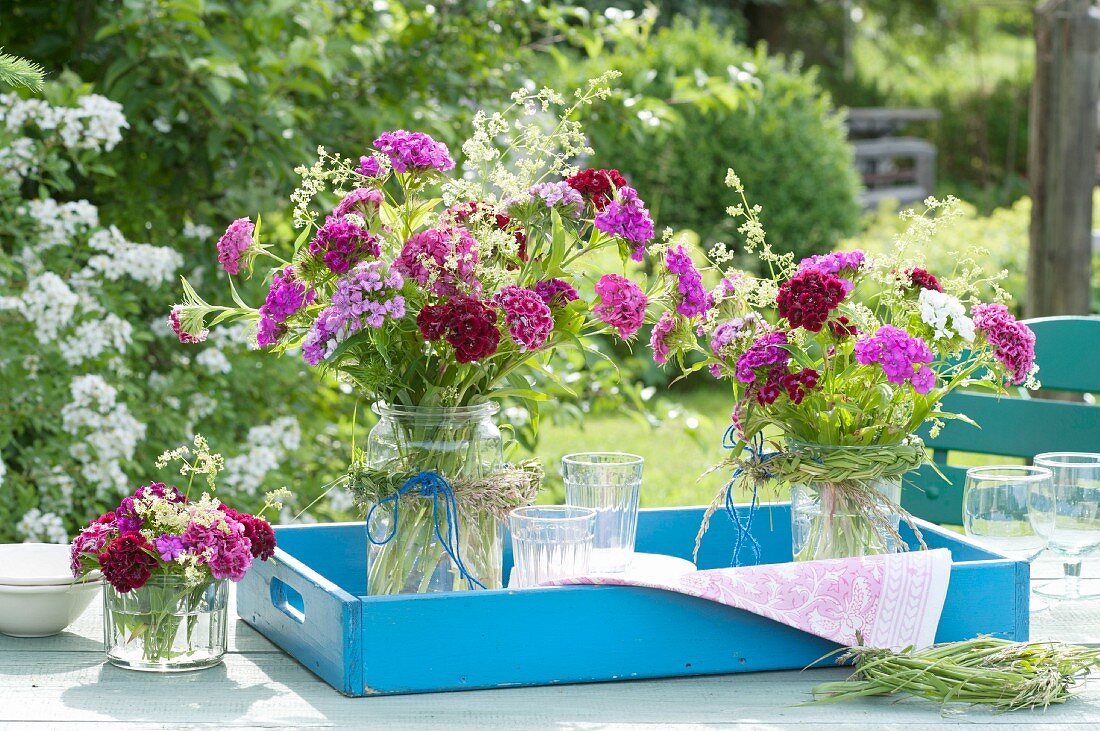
[21,272,79,344]
[59,313,133,366]
[918,288,975,342]
[17,509,68,544]
[26,198,100,250]
[195,347,232,374]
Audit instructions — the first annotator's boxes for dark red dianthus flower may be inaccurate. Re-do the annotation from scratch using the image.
[776,270,848,332]
[239,515,276,560]
[416,303,451,341]
[905,268,943,293]
[828,315,858,339]
[566,168,627,211]
[444,297,500,363]
[99,534,159,593]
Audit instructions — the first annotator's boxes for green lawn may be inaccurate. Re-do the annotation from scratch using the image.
[525,388,772,508]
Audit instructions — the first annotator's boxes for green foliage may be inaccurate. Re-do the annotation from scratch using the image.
[545,14,861,264]
[832,6,1034,212]
[846,191,1100,315]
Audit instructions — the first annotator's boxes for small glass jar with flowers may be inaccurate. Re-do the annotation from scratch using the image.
[650,173,1039,562]
[170,75,659,594]
[71,436,284,671]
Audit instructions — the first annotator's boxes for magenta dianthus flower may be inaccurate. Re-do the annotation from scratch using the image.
[798,250,865,277]
[493,285,554,351]
[394,227,479,296]
[70,522,115,576]
[665,244,710,318]
[971,303,1036,385]
[357,155,383,177]
[333,187,384,219]
[168,305,208,344]
[257,267,314,348]
[216,217,254,275]
[594,186,654,260]
[594,274,647,339]
[734,331,789,384]
[309,215,381,274]
[854,325,936,394]
[534,278,579,308]
[182,518,253,582]
[373,130,455,174]
[650,312,676,365]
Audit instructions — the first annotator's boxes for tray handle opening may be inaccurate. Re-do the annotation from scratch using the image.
[270,576,306,624]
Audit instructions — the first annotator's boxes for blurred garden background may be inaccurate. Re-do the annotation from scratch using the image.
[0,0,1096,542]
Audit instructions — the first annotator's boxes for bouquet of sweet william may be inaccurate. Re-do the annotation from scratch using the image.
[71,436,282,591]
[170,73,654,411]
[70,436,285,665]
[651,174,1039,561]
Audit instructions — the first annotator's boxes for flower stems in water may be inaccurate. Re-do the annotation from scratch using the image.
[809,637,1100,710]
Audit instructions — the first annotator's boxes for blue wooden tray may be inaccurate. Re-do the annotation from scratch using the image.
[236,504,1028,696]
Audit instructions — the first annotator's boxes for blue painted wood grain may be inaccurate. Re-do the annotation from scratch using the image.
[237,505,1026,696]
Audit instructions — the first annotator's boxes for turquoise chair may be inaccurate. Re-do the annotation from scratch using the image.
[903,316,1100,525]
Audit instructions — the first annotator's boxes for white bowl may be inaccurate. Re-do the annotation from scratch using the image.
[0,579,101,637]
[0,543,101,586]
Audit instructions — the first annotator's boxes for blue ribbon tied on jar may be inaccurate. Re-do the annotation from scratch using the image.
[720,428,782,567]
[366,471,487,590]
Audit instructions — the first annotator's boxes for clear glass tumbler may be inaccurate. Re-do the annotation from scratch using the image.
[963,465,1054,563]
[562,452,643,572]
[508,506,596,588]
[1033,453,1100,600]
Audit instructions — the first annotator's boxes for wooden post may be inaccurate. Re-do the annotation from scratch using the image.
[1027,0,1100,317]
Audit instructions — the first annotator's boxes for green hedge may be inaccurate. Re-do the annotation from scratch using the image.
[546,15,861,263]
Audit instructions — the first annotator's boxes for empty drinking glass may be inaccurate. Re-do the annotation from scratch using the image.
[508,506,596,588]
[963,465,1054,563]
[1033,453,1100,601]
[562,453,644,573]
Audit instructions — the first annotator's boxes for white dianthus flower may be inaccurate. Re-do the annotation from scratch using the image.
[918,288,975,342]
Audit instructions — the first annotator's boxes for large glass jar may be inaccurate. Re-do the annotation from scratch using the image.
[103,575,227,672]
[788,442,906,562]
[364,402,504,595]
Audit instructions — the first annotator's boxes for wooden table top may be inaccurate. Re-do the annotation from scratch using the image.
[2,556,1099,730]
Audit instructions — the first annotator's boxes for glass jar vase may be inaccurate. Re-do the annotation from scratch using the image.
[788,442,906,562]
[364,402,504,595]
[103,575,228,672]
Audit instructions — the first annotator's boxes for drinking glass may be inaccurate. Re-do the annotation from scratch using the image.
[1033,453,1100,600]
[562,452,643,573]
[508,506,596,588]
[963,466,1054,563]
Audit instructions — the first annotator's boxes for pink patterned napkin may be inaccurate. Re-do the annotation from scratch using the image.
[550,548,953,651]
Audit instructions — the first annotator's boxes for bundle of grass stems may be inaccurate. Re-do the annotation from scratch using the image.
[809,637,1100,710]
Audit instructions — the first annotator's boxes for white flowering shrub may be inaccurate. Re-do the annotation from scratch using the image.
[0,84,319,542]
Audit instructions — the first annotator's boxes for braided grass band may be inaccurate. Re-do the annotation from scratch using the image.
[694,437,930,562]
